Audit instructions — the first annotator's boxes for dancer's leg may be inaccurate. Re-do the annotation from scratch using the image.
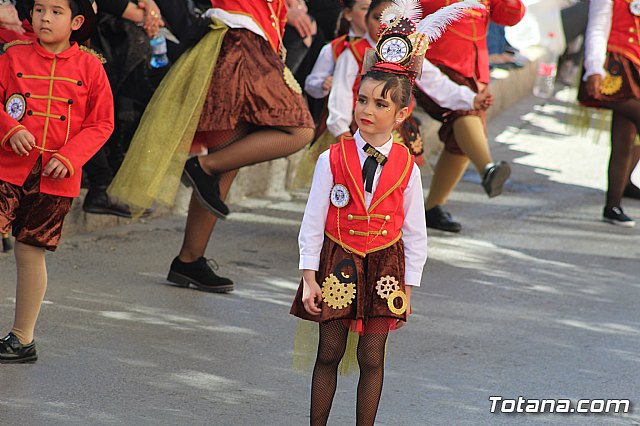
[12,242,47,344]
[355,319,389,426]
[606,112,636,209]
[452,115,493,173]
[310,320,349,426]
[425,150,469,210]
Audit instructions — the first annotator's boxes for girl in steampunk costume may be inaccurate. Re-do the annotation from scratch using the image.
[579,0,640,226]
[108,0,315,291]
[290,1,481,423]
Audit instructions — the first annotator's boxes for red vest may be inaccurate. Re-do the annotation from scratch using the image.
[607,0,640,66]
[348,37,373,106]
[331,34,351,61]
[421,0,525,83]
[211,0,287,54]
[324,136,414,257]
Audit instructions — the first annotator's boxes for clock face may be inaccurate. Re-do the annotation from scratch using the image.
[5,94,26,121]
[379,37,410,64]
[630,0,640,16]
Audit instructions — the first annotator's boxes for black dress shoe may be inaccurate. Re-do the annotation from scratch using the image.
[482,161,511,198]
[0,332,37,364]
[425,205,462,233]
[167,257,234,293]
[624,182,640,200]
[182,157,229,218]
[83,186,152,218]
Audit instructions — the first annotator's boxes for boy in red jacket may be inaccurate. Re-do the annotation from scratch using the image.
[0,0,114,363]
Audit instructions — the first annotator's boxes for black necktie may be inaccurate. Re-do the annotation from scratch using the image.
[362,143,387,193]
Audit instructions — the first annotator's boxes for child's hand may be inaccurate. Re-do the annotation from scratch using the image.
[9,130,36,156]
[43,158,69,180]
[322,76,333,92]
[586,74,602,99]
[473,90,494,111]
[395,285,412,329]
[302,271,323,316]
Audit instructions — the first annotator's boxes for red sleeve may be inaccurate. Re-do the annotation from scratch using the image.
[54,58,114,177]
[0,53,26,151]
[490,0,525,26]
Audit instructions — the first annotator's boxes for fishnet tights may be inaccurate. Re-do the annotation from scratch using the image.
[310,319,389,426]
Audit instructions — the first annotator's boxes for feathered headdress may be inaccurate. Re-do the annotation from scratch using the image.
[362,0,485,83]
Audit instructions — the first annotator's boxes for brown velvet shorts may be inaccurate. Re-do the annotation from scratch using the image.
[414,64,485,156]
[290,237,407,324]
[0,158,73,251]
[578,52,640,107]
[197,29,314,132]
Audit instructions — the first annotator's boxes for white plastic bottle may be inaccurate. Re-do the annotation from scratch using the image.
[533,32,559,99]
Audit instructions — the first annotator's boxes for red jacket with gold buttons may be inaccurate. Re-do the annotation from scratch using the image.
[0,41,114,197]
[607,0,640,66]
[212,0,287,54]
[324,136,414,258]
[421,0,525,83]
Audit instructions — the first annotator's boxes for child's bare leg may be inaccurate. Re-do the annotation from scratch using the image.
[356,319,389,426]
[12,242,47,344]
[311,320,349,426]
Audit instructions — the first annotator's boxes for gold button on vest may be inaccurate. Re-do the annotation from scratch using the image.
[349,229,355,235]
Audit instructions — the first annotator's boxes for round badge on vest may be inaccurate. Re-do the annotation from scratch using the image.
[5,94,26,121]
[630,0,640,16]
[330,184,350,208]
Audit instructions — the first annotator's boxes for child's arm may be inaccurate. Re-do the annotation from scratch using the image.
[302,269,323,315]
[304,43,335,99]
[401,164,428,288]
[326,49,359,137]
[583,0,612,94]
[298,151,333,314]
[0,54,29,151]
[47,58,114,178]
[415,59,481,111]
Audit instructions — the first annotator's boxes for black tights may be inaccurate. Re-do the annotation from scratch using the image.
[601,100,640,207]
[310,320,389,426]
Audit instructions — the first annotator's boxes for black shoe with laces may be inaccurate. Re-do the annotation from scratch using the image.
[0,332,37,364]
[182,157,229,218]
[167,257,234,293]
[603,206,636,227]
[425,205,462,233]
[481,161,511,198]
[623,182,640,200]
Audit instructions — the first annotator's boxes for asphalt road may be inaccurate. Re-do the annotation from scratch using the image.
[1,94,639,426]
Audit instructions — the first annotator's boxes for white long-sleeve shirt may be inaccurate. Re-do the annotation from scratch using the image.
[583,0,613,79]
[326,34,477,137]
[305,30,358,99]
[298,130,428,286]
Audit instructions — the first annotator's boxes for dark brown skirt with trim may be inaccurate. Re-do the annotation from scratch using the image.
[578,52,640,107]
[197,29,314,132]
[290,237,408,324]
[0,158,72,251]
[414,64,485,156]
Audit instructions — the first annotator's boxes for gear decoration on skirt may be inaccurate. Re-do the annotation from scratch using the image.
[321,274,356,310]
[601,71,623,96]
[283,66,302,94]
[376,275,400,299]
[387,289,408,315]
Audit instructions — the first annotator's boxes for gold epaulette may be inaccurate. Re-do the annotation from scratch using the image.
[79,45,107,64]
[2,39,33,51]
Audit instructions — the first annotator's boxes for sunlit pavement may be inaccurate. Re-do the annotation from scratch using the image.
[1,93,639,425]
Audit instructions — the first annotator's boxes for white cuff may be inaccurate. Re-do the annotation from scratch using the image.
[299,255,320,271]
[404,271,422,287]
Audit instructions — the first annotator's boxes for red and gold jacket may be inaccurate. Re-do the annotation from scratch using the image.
[607,0,640,66]
[324,136,414,257]
[421,0,525,83]
[212,0,287,54]
[0,41,114,197]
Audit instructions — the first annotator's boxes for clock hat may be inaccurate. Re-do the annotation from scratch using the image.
[362,0,484,83]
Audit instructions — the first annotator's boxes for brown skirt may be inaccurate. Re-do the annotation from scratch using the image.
[0,158,72,251]
[290,237,408,324]
[414,64,485,156]
[197,29,314,132]
[578,52,640,107]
